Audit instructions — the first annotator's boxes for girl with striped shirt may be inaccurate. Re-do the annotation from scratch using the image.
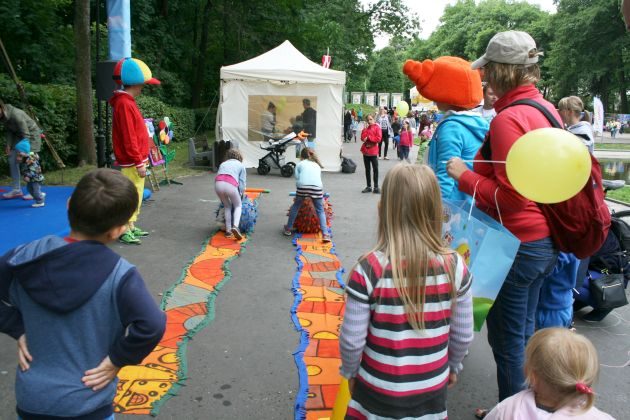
[339,164,474,419]
[283,147,331,242]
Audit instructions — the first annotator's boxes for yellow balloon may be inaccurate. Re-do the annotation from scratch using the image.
[396,100,409,117]
[506,128,591,204]
[330,378,351,420]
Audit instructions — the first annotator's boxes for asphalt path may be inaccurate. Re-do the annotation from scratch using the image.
[1,140,628,419]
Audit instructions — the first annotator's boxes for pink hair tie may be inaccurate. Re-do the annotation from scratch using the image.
[576,382,593,395]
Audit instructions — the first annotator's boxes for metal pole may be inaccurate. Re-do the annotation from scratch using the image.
[95,0,106,167]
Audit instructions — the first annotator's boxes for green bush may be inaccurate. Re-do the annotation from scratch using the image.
[0,74,195,174]
[136,95,195,141]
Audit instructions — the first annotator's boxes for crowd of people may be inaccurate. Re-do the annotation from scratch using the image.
[0,28,624,420]
[340,30,618,420]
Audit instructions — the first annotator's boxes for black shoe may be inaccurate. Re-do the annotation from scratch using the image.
[362,187,372,193]
[373,187,380,194]
[583,308,613,322]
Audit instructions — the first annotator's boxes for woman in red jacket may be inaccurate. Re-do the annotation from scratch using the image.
[360,114,382,194]
[446,31,561,413]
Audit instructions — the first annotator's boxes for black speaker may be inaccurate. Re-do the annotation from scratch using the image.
[96,60,118,101]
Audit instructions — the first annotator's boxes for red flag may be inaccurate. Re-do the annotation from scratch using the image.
[322,55,332,68]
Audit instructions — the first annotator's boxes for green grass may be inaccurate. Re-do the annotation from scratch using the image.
[595,143,630,151]
[606,186,630,203]
[0,141,208,187]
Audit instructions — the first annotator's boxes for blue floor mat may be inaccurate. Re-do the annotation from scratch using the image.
[0,186,74,255]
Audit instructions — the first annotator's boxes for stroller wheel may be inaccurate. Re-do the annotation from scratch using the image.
[257,161,271,175]
[287,162,296,167]
[281,164,294,177]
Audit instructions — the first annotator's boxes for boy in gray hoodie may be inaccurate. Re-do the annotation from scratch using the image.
[0,168,165,419]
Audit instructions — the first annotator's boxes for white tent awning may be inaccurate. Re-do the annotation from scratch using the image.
[220,40,346,85]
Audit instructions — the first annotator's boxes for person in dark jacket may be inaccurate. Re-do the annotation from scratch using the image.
[0,169,166,420]
[301,98,317,147]
[0,100,42,200]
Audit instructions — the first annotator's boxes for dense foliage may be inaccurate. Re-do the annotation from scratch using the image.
[0,75,194,173]
[403,0,628,111]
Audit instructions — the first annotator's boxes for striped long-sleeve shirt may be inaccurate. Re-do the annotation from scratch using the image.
[339,251,473,419]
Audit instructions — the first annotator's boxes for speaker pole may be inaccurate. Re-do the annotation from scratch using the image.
[95,0,106,167]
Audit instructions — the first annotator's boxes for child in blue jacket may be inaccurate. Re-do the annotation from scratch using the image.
[403,56,489,202]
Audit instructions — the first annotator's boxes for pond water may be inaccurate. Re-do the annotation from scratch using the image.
[600,159,630,183]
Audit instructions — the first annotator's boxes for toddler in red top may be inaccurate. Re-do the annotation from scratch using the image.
[398,120,414,162]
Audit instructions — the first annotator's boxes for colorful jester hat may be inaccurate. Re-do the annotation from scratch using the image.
[402,57,482,110]
[113,57,161,86]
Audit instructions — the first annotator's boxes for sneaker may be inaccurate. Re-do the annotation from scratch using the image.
[322,234,331,243]
[373,187,380,194]
[362,187,372,193]
[26,192,45,201]
[384,156,389,160]
[2,189,23,199]
[31,202,45,208]
[225,231,234,239]
[131,226,150,237]
[283,226,293,236]
[231,227,243,240]
[119,231,141,245]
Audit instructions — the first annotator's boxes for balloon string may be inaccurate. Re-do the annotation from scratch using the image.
[441,160,506,164]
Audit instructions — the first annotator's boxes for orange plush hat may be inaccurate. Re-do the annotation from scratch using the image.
[403,57,482,110]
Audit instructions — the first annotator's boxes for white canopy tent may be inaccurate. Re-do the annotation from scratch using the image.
[217,41,346,171]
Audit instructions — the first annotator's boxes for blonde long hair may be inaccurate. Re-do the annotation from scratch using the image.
[525,328,599,413]
[369,164,454,330]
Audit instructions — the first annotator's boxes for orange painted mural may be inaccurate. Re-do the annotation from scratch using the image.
[113,191,264,415]
[291,233,346,420]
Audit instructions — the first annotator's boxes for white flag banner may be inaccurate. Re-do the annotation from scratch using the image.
[321,55,331,68]
[593,97,604,135]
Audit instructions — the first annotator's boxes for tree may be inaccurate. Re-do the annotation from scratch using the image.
[420,0,549,61]
[368,47,410,93]
[545,0,629,112]
[74,0,95,165]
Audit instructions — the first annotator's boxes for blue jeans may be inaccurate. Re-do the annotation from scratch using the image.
[286,196,328,235]
[486,237,558,401]
[27,182,44,204]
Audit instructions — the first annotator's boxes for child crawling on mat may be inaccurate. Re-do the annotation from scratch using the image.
[0,168,165,419]
[215,148,247,240]
[284,147,331,242]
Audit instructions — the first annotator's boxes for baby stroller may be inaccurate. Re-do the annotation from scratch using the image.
[257,132,302,177]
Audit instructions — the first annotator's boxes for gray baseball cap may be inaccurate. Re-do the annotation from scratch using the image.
[471,31,543,69]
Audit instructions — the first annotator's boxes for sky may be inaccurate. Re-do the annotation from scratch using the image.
[364,0,557,49]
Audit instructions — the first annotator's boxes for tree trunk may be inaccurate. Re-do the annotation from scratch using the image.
[619,68,628,114]
[74,0,96,165]
[191,0,213,108]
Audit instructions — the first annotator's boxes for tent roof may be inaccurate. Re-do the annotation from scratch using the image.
[220,40,346,85]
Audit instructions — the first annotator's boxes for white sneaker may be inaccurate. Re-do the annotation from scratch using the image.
[32,202,45,208]
[24,192,44,201]
[2,190,23,199]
